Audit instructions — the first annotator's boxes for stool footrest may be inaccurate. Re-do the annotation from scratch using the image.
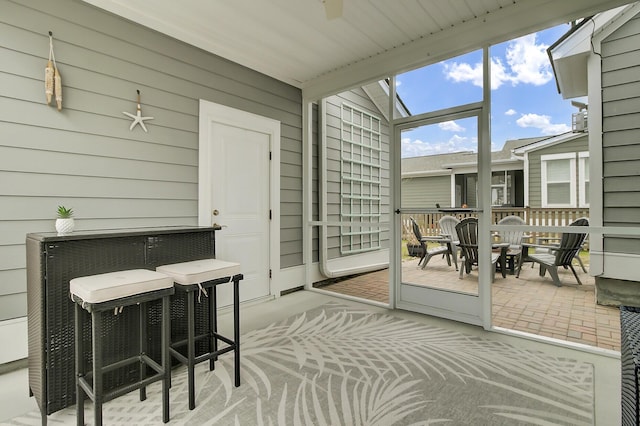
[97,354,146,375]
[213,332,235,348]
[78,355,166,404]
[171,332,215,348]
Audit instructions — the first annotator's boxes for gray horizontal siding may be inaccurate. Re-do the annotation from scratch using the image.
[401,176,450,208]
[601,12,640,255]
[0,0,303,320]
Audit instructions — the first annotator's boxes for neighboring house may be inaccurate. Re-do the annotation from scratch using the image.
[549,2,640,303]
[401,132,588,209]
[513,132,590,209]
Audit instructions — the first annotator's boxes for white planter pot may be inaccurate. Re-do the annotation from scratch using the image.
[55,218,75,235]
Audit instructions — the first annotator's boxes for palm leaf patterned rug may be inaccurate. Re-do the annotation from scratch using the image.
[7,303,593,425]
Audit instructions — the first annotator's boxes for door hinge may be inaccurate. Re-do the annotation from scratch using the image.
[269,269,272,279]
[269,151,272,160]
[269,209,272,220]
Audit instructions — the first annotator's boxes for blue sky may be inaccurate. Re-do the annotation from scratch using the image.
[397,24,578,158]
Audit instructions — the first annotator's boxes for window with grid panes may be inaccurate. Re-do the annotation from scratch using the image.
[340,104,382,254]
[541,153,576,207]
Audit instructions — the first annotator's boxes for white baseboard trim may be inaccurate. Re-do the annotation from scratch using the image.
[592,251,640,282]
[0,317,27,364]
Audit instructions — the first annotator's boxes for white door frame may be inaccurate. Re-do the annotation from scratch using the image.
[393,105,490,326]
[198,99,281,297]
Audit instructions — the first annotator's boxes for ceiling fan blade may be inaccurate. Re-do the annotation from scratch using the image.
[323,0,343,20]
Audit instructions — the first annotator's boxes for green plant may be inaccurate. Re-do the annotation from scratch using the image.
[56,205,74,219]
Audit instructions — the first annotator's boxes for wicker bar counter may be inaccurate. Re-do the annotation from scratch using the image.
[26,226,220,422]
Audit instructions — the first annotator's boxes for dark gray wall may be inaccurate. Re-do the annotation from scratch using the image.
[601,12,640,255]
[0,0,303,320]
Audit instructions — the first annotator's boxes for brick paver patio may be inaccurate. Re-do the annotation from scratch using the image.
[314,253,621,351]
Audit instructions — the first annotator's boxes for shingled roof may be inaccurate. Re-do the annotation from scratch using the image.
[402,136,545,175]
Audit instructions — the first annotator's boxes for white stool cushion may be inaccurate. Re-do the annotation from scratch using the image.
[70,269,174,304]
[156,259,241,286]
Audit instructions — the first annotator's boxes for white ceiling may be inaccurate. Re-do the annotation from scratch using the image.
[82,0,632,98]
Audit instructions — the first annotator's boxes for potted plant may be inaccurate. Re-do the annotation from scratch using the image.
[55,205,75,235]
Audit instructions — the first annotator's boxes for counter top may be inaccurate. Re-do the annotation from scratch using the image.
[26,225,221,242]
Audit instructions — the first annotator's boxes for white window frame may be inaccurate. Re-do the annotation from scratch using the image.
[491,170,511,207]
[541,152,576,208]
[578,151,589,208]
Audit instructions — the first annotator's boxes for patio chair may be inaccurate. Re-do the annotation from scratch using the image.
[496,215,528,273]
[496,215,527,250]
[455,217,501,282]
[439,215,461,269]
[410,217,453,269]
[517,217,589,286]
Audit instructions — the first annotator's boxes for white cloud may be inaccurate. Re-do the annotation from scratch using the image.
[439,120,465,132]
[443,61,483,87]
[443,32,553,89]
[505,109,517,116]
[401,135,477,158]
[505,34,553,86]
[516,113,571,135]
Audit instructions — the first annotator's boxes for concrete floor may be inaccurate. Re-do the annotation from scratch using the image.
[0,290,622,425]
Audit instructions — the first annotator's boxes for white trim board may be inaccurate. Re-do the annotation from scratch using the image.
[0,318,27,364]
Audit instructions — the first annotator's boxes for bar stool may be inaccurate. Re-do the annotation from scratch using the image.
[70,269,174,426]
[156,259,242,410]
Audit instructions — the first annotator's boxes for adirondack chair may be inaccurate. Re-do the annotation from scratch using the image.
[455,217,501,281]
[410,217,453,269]
[517,218,589,286]
[496,215,528,273]
[438,215,461,270]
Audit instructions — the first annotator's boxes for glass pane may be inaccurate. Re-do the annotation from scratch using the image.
[585,182,590,204]
[401,115,478,295]
[548,182,570,204]
[492,171,505,185]
[492,187,505,205]
[396,50,483,116]
[547,159,570,181]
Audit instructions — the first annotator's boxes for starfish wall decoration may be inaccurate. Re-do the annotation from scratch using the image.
[123,89,154,132]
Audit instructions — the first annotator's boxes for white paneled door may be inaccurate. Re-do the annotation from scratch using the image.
[199,100,279,306]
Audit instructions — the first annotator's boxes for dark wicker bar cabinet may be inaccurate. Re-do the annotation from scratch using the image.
[26,226,219,423]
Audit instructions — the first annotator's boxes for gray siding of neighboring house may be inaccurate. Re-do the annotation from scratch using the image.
[322,89,390,260]
[601,12,640,256]
[526,135,588,207]
[401,176,450,208]
[0,0,303,321]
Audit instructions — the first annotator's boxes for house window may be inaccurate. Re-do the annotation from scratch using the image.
[340,104,382,254]
[491,171,512,206]
[579,152,589,207]
[541,153,576,207]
